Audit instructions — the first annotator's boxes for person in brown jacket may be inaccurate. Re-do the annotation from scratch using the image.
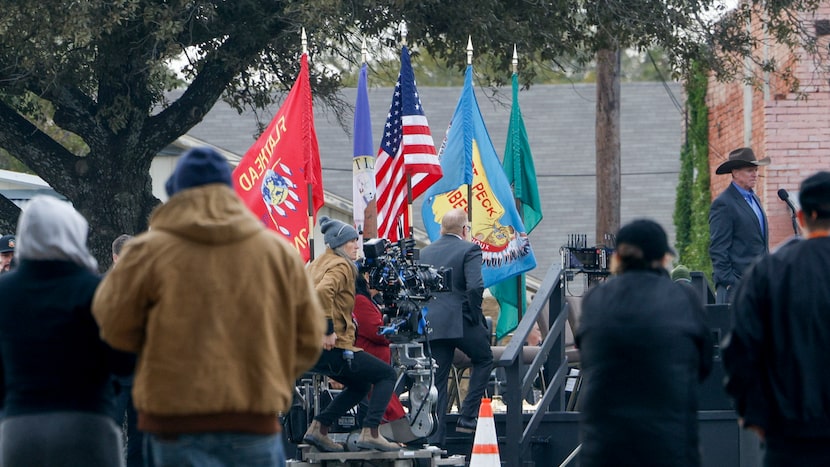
[303,216,401,452]
[92,147,324,466]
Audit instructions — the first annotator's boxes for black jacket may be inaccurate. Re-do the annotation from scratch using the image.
[576,269,713,467]
[723,236,830,440]
[709,183,769,288]
[0,260,134,418]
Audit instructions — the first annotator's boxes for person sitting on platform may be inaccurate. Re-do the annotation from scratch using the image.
[303,216,401,452]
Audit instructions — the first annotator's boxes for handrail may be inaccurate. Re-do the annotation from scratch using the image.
[497,263,566,467]
[497,263,562,367]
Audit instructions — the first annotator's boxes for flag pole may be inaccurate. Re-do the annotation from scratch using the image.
[399,23,417,241]
[466,36,474,228]
[301,27,316,261]
[361,37,368,64]
[359,37,379,240]
[511,44,524,333]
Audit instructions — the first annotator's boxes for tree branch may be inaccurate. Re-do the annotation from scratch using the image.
[0,195,20,235]
[0,99,77,184]
[47,85,103,141]
[143,35,272,146]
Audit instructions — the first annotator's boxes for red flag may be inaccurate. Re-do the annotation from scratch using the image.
[233,54,324,262]
[375,46,441,242]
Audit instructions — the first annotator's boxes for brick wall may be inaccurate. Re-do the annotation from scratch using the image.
[707,2,830,248]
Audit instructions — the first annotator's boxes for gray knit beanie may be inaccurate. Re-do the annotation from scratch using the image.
[320,216,358,249]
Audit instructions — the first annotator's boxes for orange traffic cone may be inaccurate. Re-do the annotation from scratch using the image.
[469,398,500,467]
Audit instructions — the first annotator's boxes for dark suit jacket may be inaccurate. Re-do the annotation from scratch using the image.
[419,234,484,341]
[709,183,769,288]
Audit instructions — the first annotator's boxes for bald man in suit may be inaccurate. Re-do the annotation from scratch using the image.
[419,208,492,445]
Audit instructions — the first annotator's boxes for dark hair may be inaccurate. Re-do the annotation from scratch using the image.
[611,243,651,274]
[799,171,830,228]
[111,234,133,256]
[355,272,372,300]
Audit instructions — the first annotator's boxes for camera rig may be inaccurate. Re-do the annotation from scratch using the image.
[362,237,451,343]
[360,237,452,441]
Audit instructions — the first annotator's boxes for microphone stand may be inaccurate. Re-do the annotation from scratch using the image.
[778,189,799,236]
[788,208,798,236]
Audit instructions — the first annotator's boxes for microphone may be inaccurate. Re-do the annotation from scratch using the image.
[778,188,799,235]
[778,189,796,212]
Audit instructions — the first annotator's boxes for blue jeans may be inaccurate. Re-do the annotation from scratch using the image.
[147,432,284,467]
[112,376,145,467]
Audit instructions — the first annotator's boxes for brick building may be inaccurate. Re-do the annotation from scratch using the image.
[707,2,830,248]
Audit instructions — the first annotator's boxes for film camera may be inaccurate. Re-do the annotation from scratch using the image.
[358,238,452,441]
[361,238,451,342]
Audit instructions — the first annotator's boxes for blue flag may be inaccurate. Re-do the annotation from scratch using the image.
[352,63,376,241]
[422,65,536,288]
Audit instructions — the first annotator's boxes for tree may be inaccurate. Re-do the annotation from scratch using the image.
[0,0,823,267]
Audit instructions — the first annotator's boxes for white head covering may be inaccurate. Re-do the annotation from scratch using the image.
[15,195,98,272]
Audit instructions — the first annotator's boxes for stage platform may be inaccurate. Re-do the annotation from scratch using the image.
[289,444,465,467]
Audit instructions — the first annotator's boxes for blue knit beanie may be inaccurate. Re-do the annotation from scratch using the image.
[320,216,358,249]
[165,147,232,196]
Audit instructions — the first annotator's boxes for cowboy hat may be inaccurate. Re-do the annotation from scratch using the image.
[715,147,771,175]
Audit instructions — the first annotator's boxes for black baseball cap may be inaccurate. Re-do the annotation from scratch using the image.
[616,219,675,262]
[0,235,15,253]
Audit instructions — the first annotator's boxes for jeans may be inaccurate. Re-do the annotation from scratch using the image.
[1,411,124,467]
[310,348,397,429]
[113,375,145,467]
[147,432,285,467]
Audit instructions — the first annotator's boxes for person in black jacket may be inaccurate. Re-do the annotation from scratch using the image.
[723,171,830,467]
[576,219,713,467]
[0,196,135,467]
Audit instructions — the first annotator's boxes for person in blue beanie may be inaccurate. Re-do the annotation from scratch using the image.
[92,147,325,467]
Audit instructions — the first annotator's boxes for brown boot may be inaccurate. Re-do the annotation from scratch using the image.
[355,427,402,451]
[303,420,344,452]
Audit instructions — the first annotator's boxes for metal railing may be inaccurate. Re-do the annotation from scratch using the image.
[496,263,568,466]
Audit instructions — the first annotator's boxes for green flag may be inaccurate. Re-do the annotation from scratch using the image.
[491,73,543,340]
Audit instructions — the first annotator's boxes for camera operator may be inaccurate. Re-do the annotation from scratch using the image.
[353,267,407,425]
[303,217,401,452]
[419,208,493,445]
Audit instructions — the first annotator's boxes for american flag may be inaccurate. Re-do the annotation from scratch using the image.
[375,46,442,242]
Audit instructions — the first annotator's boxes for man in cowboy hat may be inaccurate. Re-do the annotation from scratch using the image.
[709,147,771,303]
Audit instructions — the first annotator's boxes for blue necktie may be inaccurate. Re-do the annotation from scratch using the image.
[746,193,765,236]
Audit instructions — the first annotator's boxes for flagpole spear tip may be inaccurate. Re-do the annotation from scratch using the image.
[466,36,473,65]
[400,23,408,47]
[301,27,308,55]
[512,44,518,74]
[361,38,368,64]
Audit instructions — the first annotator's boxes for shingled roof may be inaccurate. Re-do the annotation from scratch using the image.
[181,81,684,281]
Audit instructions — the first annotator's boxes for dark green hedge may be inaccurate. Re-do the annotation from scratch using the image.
[674,61,713,283]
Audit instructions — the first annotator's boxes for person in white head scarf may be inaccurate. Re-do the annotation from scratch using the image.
[0,195,134,467]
